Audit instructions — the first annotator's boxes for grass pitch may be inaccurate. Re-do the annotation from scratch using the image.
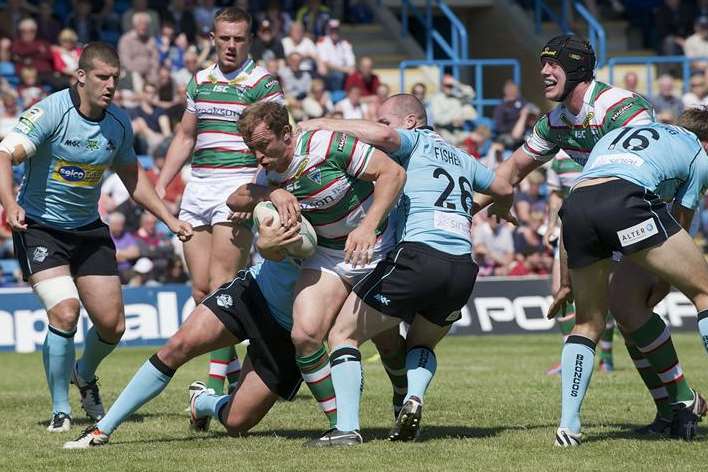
[1,333,706,472]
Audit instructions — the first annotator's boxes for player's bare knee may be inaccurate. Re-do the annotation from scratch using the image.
[224,413,258,436]
[47,299,81,332]
[291,328,322,355]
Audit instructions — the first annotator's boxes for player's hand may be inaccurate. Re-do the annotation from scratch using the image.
[487,202,518,226]
[6,203,27,232]
[647,279,671,308]
[168,219,193,242]
[543,222,559,252]
[229,211,251,225]
[155,184,167,200]
[297,119,326,132]
[547,285,574,319]
[256,216,302,261]
[345,224,376,268]
[269,188,300,228]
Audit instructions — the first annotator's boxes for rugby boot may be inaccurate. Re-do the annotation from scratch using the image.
[389,395,422,442]
[303,428,363,447]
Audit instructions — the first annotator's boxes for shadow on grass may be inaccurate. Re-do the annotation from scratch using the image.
[37,412,186,428]
[582,423,707,443]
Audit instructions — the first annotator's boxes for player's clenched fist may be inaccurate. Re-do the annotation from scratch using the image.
[167,218,193,242]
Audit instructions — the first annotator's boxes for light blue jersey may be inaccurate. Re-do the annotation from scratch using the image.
[13,88,136,229]
[391,128,495,255]
[579,123,708,210]
[248,258,300,330]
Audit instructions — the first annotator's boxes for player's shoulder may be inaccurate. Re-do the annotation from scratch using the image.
[591,81,648,109]
[193,64,217,85]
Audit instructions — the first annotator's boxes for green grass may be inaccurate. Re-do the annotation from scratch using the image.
[1,333,706,471]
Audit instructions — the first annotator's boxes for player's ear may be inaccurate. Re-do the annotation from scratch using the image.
[76,68,87,87]
[282,124,292,142]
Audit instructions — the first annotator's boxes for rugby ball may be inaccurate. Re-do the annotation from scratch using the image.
[253,201,317,258]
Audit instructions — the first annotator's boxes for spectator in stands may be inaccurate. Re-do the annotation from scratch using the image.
[134,212,173,276]
[11,18,58,89]
[493,79,527,142]
[194,0,220,36]
[302,77,334,119]
[256,0,292,41]
[163,256,189,283]
[280,52,312,100]
[128,257,157,286]
[130,82,171,155]
[282,21,319,73]
[653,73,684,123]
[375,82,390,104]
[514,170,546,225]
[654,0,695,57]
[51,28,81,83]
[172,48,200,88]
[118,12,160,86]
[623,71,639,93]
[0,38,14,83]
[109,212,140,283]
[0,0,30,39]
[36,0,61,43]
[165,83,187,130]
[146,140,185,215]
[430,74,476,139]
[0,92,20,139]
[162,0,198,43]
[462,124,492,159]
[296,0,332,39]
[17,67,46,108]
[66,0,101,45]
[344,56,380,96]
[504,102,540,148]
[317,19,355,91]
[122,0,160,38]
[685,16,708,72]
[155,64,177,107]
[251,19,286,65]
[473,216,515,276]
[683,73,708,109]
[156,21,182,68]
[411,82,434,126]
[335,85,368,119]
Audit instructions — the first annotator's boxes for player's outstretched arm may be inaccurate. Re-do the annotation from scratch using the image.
[115,161,193,241]
[473,146,542,214]
[298,119,401,154]
[156,111,197,196]
[346,149,406,266]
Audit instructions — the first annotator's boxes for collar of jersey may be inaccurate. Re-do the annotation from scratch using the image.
[69,86,106,123]
[207,57,255,85]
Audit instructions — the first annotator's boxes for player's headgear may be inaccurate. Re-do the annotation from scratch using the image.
[540,34,595,101]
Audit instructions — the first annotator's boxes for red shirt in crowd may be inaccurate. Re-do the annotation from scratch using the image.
[12,38,53,75]
[146,170,185,205]
[344,71,380,96]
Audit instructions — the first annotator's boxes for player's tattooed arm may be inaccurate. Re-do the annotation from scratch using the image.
[298,119,402,154]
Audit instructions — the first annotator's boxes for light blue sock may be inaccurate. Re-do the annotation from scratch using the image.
[330,345,362,432]
[77,327,118,382]
[194,394,230,422]
[404,346,437,403]
[698,310,708,354]
[559,335,596,434]
[97,355,174,434]
[43,326,76,415]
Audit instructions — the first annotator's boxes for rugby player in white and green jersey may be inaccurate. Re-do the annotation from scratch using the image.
[228,102,406,436]
[474,34,702,444]
[156,7,285,397]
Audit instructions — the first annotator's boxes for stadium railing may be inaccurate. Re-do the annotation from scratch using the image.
[607,55,708,97]
[399,0,469,79]
[399,58,522,117]
[533,0,607,67]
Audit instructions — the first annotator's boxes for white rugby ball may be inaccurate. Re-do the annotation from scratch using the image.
[253,201,317,258]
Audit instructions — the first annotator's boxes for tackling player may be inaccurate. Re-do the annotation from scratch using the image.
[156,7,284,395]
[297,94,514,446]
[475,34,703,437]
[550,110,708,446]
[0,43,192,432]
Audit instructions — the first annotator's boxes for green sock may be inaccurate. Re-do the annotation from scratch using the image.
[296,345,337,428]
[630,313,694,404]
[557,303,576,338]
[625,342,673,418]
[207,346,237,395]
[378,344,407,416]
[599,314,615,363]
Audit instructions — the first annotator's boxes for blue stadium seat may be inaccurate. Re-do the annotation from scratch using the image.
[330,90,346,104]
[137,155,154,170]
[0,258,20,285]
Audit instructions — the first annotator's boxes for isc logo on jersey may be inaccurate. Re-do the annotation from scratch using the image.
[51,159,105,188]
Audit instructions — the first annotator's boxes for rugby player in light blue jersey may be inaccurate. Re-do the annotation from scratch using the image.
[0,43,192,433]
[63,218,306,448]
[547,108,708,445]
[298,94,515,446]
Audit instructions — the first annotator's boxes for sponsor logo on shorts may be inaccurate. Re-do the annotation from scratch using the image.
[570,353,584,397]
[445,310,462,322]
[617,218,659,247]
[216,294,233,309]
[373,293,390,306]
[32,246,48,263]
[51,160,105,187]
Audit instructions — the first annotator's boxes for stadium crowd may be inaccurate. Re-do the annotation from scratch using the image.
[1,0,708,285]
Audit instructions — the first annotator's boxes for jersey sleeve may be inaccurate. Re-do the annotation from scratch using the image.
[113,114,138,167]
[602,94,655,132]
[185,76,197,114]
[390,129,419,165]
[328,132,374,178]
[12,95,61,149]
[471,160,495,192]
[546,165,561,191]
[522,114,559,163]
[251,74,285,104]
[676,148,708,210]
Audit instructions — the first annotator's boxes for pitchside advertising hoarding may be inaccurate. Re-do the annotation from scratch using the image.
[0,277,700,352]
